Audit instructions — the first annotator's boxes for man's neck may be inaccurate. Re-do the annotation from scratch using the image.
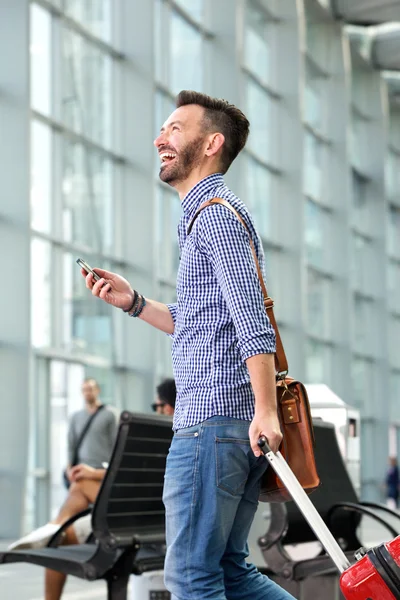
[176,169,221,201]
[86,400,101,414]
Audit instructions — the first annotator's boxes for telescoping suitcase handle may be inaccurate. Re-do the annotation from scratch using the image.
[258,436,352,574]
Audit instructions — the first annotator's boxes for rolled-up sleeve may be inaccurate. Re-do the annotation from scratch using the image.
[195,205,276,361]
[166,302,178,339]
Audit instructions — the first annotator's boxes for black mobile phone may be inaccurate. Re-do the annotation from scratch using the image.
[76,258,101,282]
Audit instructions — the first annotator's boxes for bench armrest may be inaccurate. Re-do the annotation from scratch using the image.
[360,502,400,525]
[258,504,288,550]
[47,508,92,548]
[326,502,398,540]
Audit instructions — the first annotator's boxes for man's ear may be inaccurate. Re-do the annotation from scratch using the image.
[205,133,225,158]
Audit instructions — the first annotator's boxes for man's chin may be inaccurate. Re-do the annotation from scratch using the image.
[159,167,179,185]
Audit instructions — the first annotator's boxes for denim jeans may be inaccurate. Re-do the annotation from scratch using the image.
[163,416,296,600]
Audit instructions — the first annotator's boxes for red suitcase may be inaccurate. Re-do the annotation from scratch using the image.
[340,536,400,599]
[258,437,400,599]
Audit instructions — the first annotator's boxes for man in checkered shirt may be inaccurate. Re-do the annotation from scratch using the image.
[86,91,295,600]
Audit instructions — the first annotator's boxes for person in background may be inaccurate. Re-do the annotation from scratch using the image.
[386,456,399,510]
[152,377,176,416]
[9,378,118,551]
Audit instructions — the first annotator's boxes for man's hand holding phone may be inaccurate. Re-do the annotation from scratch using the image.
[77,259,135,311]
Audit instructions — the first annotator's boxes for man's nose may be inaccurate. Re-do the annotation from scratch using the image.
[154,132,166,148]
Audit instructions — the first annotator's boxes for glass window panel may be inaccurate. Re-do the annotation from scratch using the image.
[247,79,270,160]
[173,0,203,22]
[351,234,377,293]
[156,284,176,378]
[62,140,113,253]
[307,270,330,339]
[304,61,322,131]
[352,170,370,233]
[388,205,400,258]
[31,120,52,234]
[304,132,322,199]
[389,317,400,369]
[50,360,85,517]
[30,3,52,115]
[306,339,331,383]
[62,27,112,148]
[351,357,375,410]
[156,185,181,282]
[353,295,376,355]
[350,113,368,171]
[386,152,400,200]
[388,261,400,314]
[31,237,51,348]
[62,251,113,358]
[170,12,202,94]
[63,0,112,42]
[305,199,328,270]
[244,2,270,87]
[246,158,272,240]
[154,92,176,174]
[390,371,400,419]
[154,0,164,84]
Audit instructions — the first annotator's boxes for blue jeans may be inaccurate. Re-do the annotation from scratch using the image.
[163,416,296,600]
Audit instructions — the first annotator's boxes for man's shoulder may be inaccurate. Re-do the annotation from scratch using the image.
[198,187,253,231]
[104,405,120,423]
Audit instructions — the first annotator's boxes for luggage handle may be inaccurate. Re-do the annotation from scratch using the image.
[258,436,352,574]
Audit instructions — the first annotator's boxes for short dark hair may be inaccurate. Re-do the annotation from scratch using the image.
[156,378,176,408]
[176,90,250,174]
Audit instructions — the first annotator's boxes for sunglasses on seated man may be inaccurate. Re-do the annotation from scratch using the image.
[152,402,166,412]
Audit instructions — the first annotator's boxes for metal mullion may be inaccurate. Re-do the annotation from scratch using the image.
[155,82,175,103]
[32,0,125,60]
[168,0,214,38]
[303,122,332,146]
[28,228,150,277]
[307,334,335,348]
[307,264,335,281]
[33,346,112,368]
[303,49,330,79]
[242,66,281,100]
[31,109,126,164]
[304,193,334,214]
[244,148,282,175]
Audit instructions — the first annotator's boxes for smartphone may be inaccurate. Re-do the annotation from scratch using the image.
[76,258,101,282]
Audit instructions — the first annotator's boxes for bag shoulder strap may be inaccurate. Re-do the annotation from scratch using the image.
[188,197,288,374]
[71,404,105,466]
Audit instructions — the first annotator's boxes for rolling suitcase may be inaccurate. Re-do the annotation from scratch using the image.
[258,437,400,599]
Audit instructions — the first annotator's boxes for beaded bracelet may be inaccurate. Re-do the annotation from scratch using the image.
[123,290,138,314]
[129,294,147,318]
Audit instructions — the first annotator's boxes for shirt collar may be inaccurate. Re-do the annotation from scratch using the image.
[181,173,224,220]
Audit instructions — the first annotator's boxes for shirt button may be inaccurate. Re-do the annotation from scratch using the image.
[194,432,199,437]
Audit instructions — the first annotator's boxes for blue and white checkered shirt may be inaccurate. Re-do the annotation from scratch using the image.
[167,173,276,431]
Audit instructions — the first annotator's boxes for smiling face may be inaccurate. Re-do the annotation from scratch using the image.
[154,104,212,188]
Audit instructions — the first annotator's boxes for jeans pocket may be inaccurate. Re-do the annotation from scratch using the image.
[215,437,251,496]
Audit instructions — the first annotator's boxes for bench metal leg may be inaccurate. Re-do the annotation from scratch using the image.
[106,573,130,600]
[105,549,134,600]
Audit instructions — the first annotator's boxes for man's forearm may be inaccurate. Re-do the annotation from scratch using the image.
[246,353,277,415]
[138,298,175,334]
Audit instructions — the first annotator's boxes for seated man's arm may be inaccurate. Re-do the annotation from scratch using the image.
[69,464,106,482]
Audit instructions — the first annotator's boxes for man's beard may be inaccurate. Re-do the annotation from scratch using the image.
[159,136,204,185]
